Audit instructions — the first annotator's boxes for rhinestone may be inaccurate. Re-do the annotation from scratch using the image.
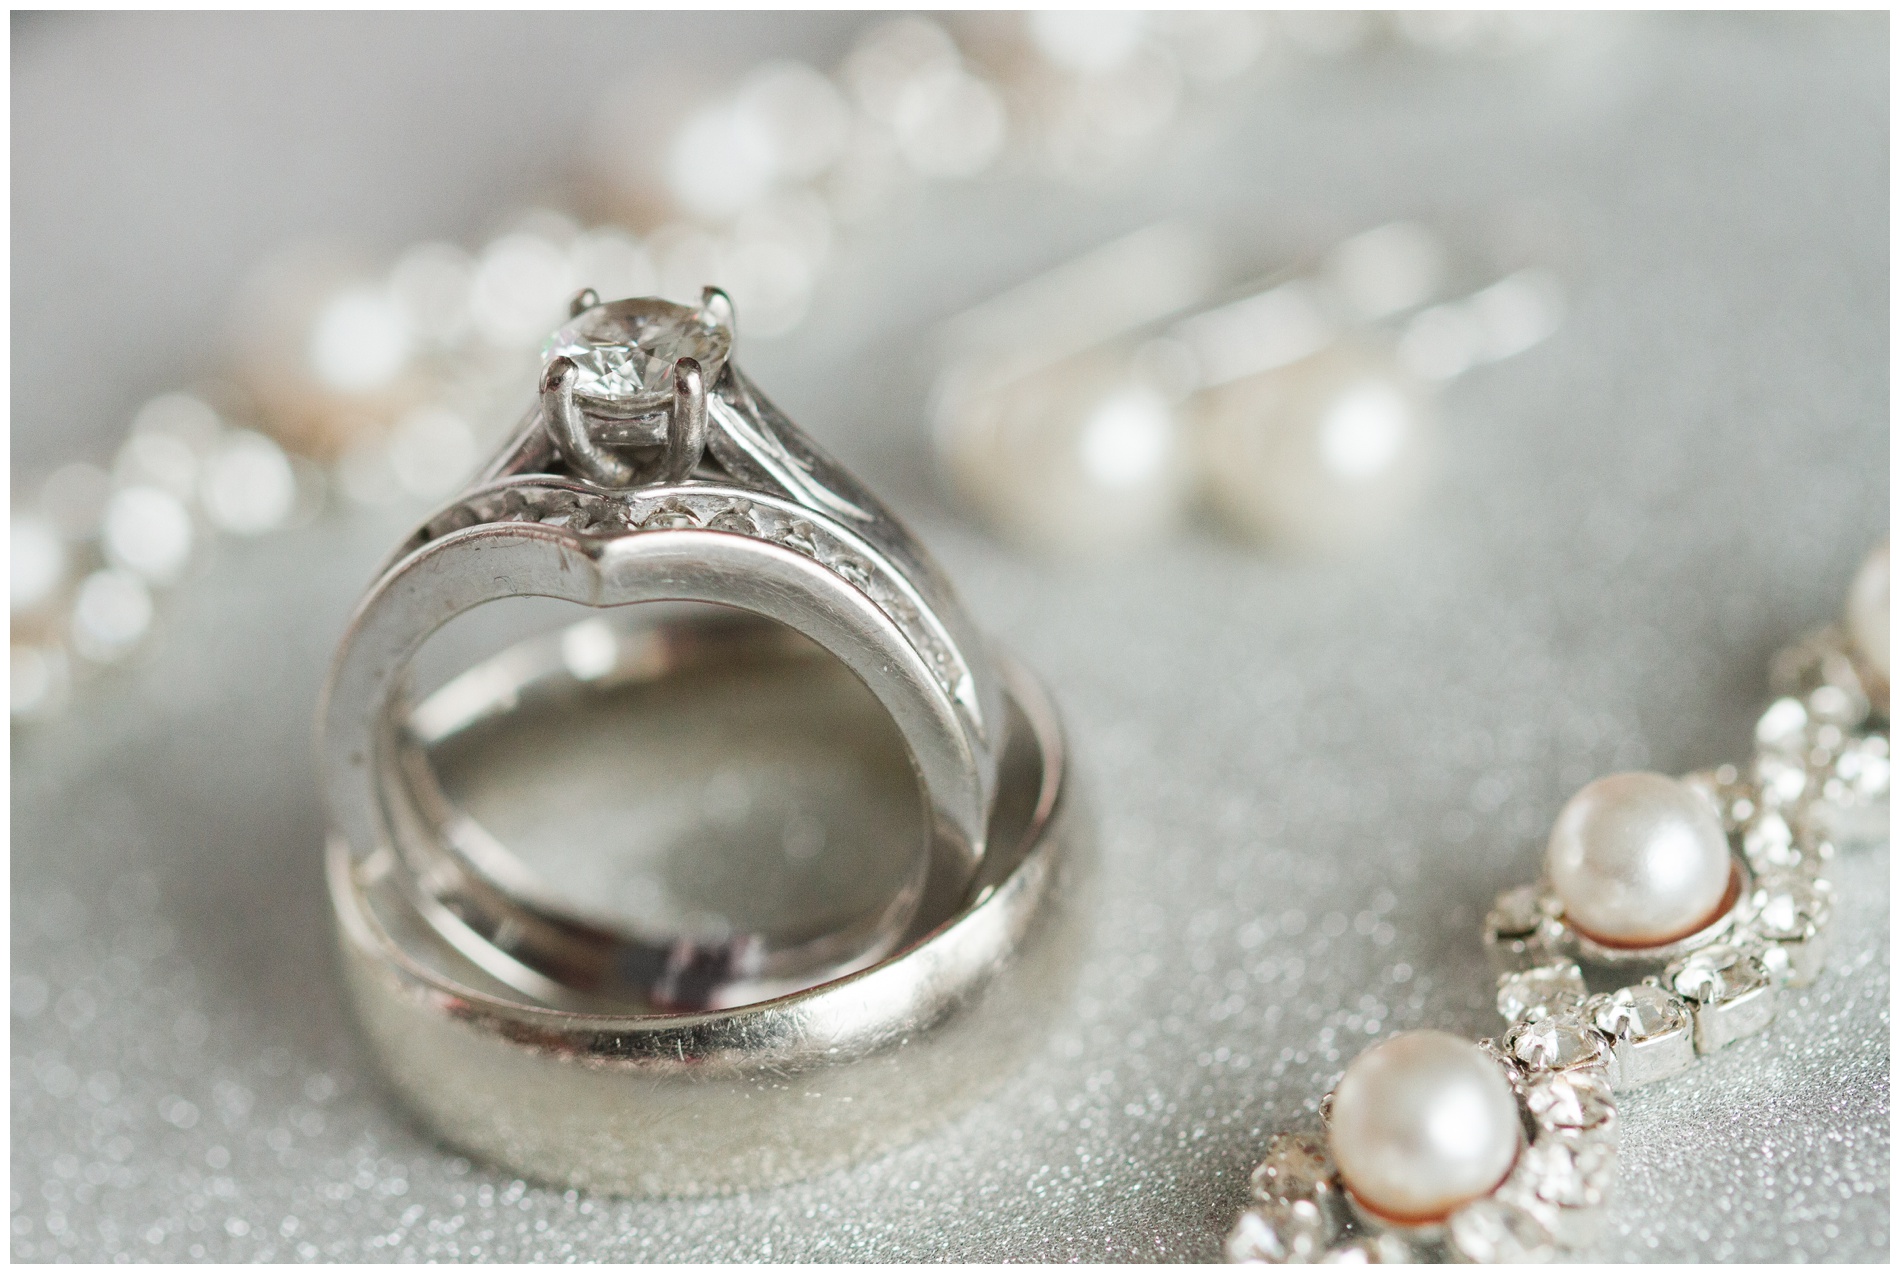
[1445,1197,1556,1263]
[1827,734,1891,805]
[543,297,731,404]
[1680,765,1754,831]
[1755,697,1809,751]
[1668,943,1771,1005]
[1248,1132,1337,1208]
[1510,1137,1615,1213]
[1488,885,1543,937]
[1808,681,1865,728]
[1751,752,1811,808]
[1473,1037,1525,1092]
[1744,873,1831,942]
[1319,1234,1411,1263]
[1496,963,1586,1024]
[1226,1198,1330,1264]
[1741,807,1801,870]
[1505,1010,1611,1074]
[1524,1071,1617,1137]
[1591,984,1689,1043]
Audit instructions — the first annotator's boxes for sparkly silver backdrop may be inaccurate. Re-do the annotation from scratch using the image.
[12,13,1889,1262]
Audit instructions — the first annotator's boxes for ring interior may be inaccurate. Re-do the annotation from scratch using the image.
[350,622,1061,1017]
[389,603,976,1012]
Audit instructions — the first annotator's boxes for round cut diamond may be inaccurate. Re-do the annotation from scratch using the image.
[544,297,732,404]
[1591,983,1689,1043]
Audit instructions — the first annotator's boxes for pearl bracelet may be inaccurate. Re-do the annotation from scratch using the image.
[1229,542,1890,1263]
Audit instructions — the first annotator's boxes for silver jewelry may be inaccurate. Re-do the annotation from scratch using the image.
[331,606,1081,1194]
[317,289,1080,1191]
[931,219,1566,557]
[15,14,1598,724]
[1229,542,1890,1263]
[321,288,1022,1011]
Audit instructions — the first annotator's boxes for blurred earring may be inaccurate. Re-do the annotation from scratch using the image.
[932,220,1565,557]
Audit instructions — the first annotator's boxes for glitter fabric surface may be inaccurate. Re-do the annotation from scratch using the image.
[11,14,1889,1262]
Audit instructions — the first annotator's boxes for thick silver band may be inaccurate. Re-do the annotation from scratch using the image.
[328,615,1081,1195]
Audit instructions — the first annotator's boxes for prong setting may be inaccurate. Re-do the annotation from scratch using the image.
[701,285,736,336]
[666,357,708,484]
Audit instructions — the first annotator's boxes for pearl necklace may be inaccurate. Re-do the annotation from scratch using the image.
[1229,543,1890,1263]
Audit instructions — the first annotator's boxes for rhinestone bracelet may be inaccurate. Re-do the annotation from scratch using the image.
[1228,542,1890,1263]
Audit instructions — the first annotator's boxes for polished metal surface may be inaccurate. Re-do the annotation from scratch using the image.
[320,294,1017,1009]
[334,616,1082,1194]
[11,13,1888,1262]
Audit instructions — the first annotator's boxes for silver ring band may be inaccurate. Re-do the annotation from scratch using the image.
[319,291,1017,1009]
[328,612,1082,1195]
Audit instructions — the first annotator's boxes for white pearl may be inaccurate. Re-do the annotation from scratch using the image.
[1546,772,1732,947]
[1328,1030,1521,1223]
[1845,541,1889,681]
[935,349,1190,555]
[1197,343,1436,555]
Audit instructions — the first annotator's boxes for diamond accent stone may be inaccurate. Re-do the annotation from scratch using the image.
[1446,1197,1556,1264]
[638,498,700,530]
[544,297,732,404]
[777,519,818,557]
[706,500,758,535]
[1668,943,1771,1005]
[1249,1132,1337,1208]
[830,553,873,589]
[1496,963,1586,1025]
[1506,1009,1612,1074]
[1226,1199,1331,1264]
[1590,984,1689,1043]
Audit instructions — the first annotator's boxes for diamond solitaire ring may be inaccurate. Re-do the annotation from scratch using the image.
[318,290,1081,1192]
